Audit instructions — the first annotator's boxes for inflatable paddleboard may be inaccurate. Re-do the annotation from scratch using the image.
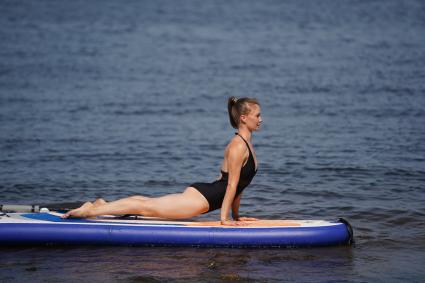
[0,212,353,247]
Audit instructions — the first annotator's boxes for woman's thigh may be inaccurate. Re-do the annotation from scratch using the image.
[145,187,209,219]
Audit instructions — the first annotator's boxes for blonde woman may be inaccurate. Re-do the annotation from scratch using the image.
[63,97,262,226]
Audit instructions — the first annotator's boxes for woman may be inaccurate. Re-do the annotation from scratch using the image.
[62,97,262,226]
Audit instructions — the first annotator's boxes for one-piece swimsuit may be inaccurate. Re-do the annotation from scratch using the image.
[190,133,257,212]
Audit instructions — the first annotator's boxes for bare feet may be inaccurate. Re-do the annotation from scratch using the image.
[93,198,107,206]
[61,202,94,219]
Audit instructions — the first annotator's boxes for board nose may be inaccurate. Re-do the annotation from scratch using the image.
[338,218,354,245]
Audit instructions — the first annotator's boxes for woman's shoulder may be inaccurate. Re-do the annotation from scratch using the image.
[226,136,248,155]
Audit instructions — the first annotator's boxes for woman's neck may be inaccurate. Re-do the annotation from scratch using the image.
[237,128,252,142]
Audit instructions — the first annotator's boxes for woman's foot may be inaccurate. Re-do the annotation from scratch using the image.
[61,202,94,219]
[93,198,107,206]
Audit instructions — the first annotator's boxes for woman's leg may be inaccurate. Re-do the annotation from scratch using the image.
[66,196,150,216]
[93,196,150,204]
[62,187,209,219]
[62,197,144,218]
[128,195,151,201]
[140,187,209,219]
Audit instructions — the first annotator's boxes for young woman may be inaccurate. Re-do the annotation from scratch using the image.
[62,97,262,226]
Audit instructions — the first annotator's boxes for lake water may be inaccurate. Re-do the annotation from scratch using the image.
[1,0,424,282]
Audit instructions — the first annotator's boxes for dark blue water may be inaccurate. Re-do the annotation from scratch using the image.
[1,0,424,282]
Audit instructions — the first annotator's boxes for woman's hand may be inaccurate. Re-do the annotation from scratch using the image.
[221,219,248,226]
[237,217,259,221]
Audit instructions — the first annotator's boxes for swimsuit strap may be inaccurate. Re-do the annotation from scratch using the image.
[235,133,253,155]
[235,133,257,172]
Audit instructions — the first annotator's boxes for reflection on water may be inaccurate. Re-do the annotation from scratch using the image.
[1,246,355,282]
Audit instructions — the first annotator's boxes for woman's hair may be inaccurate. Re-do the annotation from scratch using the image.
[227,97,260,129]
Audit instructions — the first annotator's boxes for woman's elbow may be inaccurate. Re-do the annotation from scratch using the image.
[226,183,238,192]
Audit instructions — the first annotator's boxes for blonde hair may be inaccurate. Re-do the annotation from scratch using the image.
[227,97,260,129]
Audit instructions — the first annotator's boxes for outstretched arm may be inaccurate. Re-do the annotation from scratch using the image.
[232,193,259,222]
[220,143,244,225]
[231,193,242,220]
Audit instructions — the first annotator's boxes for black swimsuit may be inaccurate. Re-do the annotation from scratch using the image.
[190,133,257,212]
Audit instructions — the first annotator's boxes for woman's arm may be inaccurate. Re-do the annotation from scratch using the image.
[220,143,245,225]
[232,193,259,222]
[231,193,242,220]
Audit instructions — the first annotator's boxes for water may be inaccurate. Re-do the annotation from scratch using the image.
[1,0,424,282]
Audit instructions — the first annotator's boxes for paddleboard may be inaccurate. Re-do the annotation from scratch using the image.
[0,212,353,247]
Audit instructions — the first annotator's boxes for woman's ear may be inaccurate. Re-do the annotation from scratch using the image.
[240,114,247,124]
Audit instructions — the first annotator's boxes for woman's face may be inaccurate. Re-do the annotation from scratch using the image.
[241,104,262,131]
